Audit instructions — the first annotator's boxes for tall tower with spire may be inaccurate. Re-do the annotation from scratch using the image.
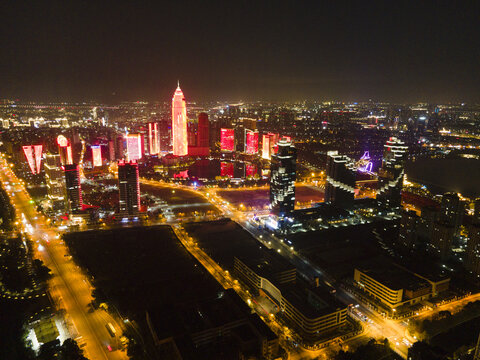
[171,82,188,156]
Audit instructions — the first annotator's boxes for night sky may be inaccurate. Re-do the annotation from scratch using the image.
[1,1,479,102]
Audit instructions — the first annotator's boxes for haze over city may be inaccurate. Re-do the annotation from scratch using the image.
[1,2,480,360]
[1,2,480,102]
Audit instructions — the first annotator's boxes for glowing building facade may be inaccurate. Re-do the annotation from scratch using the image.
[245,130,259,154]
[221,162,234,178]
[44,153,65,210]
[377,137,407,209]
[148,122,160,155]
[325,151,356,209]
[262,133,279,160]
[91,145,102,167]
[57,135,73,165]
[126,134,143,161]
[221,128,235,152]
[172,84,188,156]
[118,160,140,216]
[270,140,296,220]
[22,145,43,174]
[64,163,83,213]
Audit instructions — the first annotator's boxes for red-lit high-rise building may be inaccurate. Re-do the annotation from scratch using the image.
[245,129,259,154]
[172,83,188,156]
[221,128,235,152]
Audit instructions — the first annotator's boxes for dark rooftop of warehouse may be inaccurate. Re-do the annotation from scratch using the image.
[279,281,346,319]
[356,260,431,292]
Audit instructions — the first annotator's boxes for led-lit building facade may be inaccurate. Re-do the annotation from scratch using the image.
[270,139,296,220]
[439,192,464,236]
[57,135,73,165]
[118,160,140,216]
[262,133,279,160]
[245,129,259,154]
[221,128,235,152]
[197,113,209,148]
[64,163,82,213]
[220,161,234,178]
[126,134,143,161]
[377,137,407,209]
[172,84,188,156]
[148,122,160,155]
[325,151,356,209]
[91,145,102,167]
[22,144,43,175]
[44,153,65,210]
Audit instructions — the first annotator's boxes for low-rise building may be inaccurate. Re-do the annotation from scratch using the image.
[354,261,450,313]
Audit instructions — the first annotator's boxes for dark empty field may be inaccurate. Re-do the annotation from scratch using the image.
[64,226,220,314]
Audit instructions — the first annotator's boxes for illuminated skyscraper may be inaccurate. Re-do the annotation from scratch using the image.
[148,122,160,155]
[262,133,279,160]
[22,145,43,174]
[325,151,356,209]
[91,145,102,167]
[118,160,140,216]
[245,129,259,154]
[377,137,407,209]
[221,128,235,152]
[44,153,65,205]
[64,163,82,213]
[126,134,143,161]
[270,139,296,219]
[172,83,188,156]
[57,135,73,165]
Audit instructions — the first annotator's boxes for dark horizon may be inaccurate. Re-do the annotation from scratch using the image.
[1,1,479,103]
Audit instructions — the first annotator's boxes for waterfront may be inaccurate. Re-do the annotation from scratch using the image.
[406,156,480,198]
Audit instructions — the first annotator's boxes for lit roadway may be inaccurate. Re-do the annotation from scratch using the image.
[200,187,416,358]
[120,179,480,359]
[0,156,127,360]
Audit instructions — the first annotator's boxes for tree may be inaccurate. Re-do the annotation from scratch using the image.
[33,259,52,283]
[61,338,88,360]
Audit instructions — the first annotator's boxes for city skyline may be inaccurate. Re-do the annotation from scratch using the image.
[2,2,480,360]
